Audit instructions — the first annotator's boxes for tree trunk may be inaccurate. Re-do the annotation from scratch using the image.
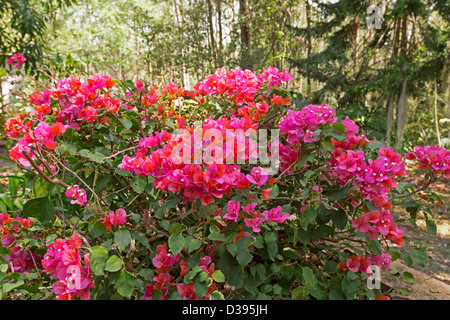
[239,0,252,70]
[394,12,409,152]
[173,0,188,88]
[394,65,408,152]
[206,0,218,67]
[441,64,450,141]
[434,79,442,147]
[305,0,312,97]
[386,97,394,146]
[351,15,360,65]
[386,18,402,145]
[216,0,224,66]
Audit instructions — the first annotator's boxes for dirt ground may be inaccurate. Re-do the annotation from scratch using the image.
[393,176,450,284]
[383,173,450,300]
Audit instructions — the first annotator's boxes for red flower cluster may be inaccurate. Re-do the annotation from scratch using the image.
[177,256,217,300]
[195,67,257,105]
[143,243,179,300]
[41,234,95,300]
[7,53,26,68]
[351,209,405,246]
[119,115,269,205]
[0,213,34,248]
[338,251,392,275]
[405,145,450,178]
[278,103,338,145]
[65,185,87,206]
[338,255,373,275]
[5,244,41,274]
[101,208,127,230]
[330,146,406,208]
[4,114,31,138]
[0,213,40,274]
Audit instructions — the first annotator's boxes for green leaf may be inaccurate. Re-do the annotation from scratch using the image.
[194,281,208,299]
[132,231,150,248]
[326,183,352,202]
[312,225,333,239]
[86,151,105,164]
[331,209,348,230]
[295,227,313,244]
[426,220,437,236]
[410,248,429,267]
[88,246,109,276]
[22,196,55,226]
[131,175,147,194]
[363,200,378,211]
[235,236,253,266]
[282,204,292,214]
[394,287,411,296]
[185,236,202,253]
[89,221,108,238]
[168,233,185,255]
[329,289,345,300]
[367,140,384,151]
[341,274,359,293]
[121,119,133,130]
[302,267,316,287]
[104,255,123,272]
[396,182,416,194]
[32,176,52,198]
[183,266,202,284]
[264,231,277,243]
[124,80,135,90]
[155,203,166,219]
[321,138,335,152]
[291,286,303,300]
[166,196,182,209]
[0,194,15,211]
[116,270,135,299]
[367,239,382,255]
[208,233,227,242]
[265,241,278,261]
[312,129,322,139]
[324,261,339,274]
[114,230,132,252]
[94,175,111,193]
[401,271,415,283]
[138,269,154,281]
[228,267,244,289]
[299,204,317,230]
[2,280,24,293]
[169,223,183,235]
[405,200,420,218]
[270,184,279,198]
[388,249,402,262]
[332,122,346,134]
[210,290,225,300]
[212,270,225,283]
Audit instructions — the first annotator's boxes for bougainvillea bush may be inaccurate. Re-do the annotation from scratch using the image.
[1,65,448,300]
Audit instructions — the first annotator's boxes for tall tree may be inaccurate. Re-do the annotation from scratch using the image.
[0,0,76,74]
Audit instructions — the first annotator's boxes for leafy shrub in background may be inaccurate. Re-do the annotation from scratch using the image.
[0,65,448,300]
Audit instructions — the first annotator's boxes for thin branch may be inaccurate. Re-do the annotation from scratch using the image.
[389,175,439,201]
[22,152,68,188]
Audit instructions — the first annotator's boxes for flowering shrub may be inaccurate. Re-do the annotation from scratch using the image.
[7,53,27,68]
[0,66,448,300]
